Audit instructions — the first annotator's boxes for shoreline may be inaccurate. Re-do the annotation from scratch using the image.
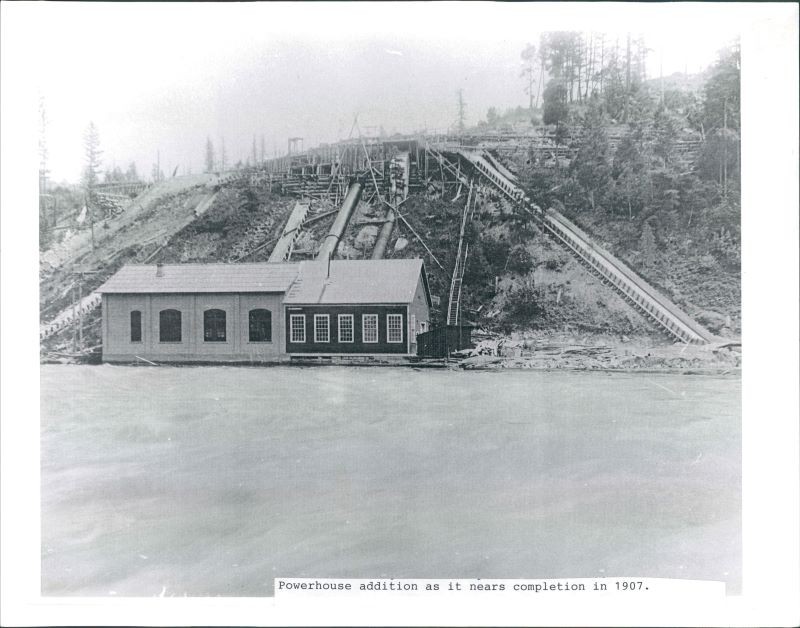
[40,330,741,373]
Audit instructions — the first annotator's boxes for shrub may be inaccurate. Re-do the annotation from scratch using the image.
[506,245,534,274]
[504,282,545,327]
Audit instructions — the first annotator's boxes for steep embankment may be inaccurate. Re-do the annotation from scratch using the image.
[559,206,740,336]
[39,178,296,358]
[366,188,654,337]
[41,155,740,361]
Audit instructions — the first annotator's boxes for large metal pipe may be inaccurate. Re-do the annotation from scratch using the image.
[371,152,409,260]
[316,180,364,260]
[370,208,396,259]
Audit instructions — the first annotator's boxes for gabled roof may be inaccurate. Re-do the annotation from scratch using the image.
[96,263,301,294]
[284,259,431,306]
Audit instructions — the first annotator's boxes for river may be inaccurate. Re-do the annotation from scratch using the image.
[40,365,741,596]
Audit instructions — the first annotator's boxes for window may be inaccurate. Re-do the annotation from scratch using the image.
[203,309,226,342]
[159,309,182,342]
[387,314,403,343]
[314,314,330,343]
[290,314,306,343]
[362,314,378,343]
[249,309,272,342]
[130,310,142,342]
[338,314,354,343]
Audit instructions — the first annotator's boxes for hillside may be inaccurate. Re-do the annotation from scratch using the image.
[40,162,736,362]
[39,53,741,360]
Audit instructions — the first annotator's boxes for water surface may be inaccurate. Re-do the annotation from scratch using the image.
[41,365,741,596]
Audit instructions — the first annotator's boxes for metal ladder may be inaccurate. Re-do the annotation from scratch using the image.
[446,181,475,326]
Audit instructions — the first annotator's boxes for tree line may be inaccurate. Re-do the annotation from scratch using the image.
[509,34,741,223]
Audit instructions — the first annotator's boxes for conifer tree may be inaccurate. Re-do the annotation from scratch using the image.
[82,122,103,192]
[205,137,215,173]
[571,97,610,211]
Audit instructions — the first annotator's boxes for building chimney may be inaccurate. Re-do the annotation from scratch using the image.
[156,263,164,277]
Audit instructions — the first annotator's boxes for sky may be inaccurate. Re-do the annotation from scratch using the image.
[12,2,744,183]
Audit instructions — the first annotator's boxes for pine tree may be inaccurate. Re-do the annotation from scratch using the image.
[653,104,678,168]
[81,122,102,246]
[570,97,611,211]
[639,221,657,268]
[82,122,103,192]
[542,81,568,126]
[205,137,215,173]
[612,95,651,219]
[456,89,466,134]
[125,162,139,182]
[698,41,740,196]
[702,41,740,134]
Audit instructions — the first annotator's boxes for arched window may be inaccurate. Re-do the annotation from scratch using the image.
[159,309,182,342]
[204,309,227,342]
[130,310,142,342]
[249,308,272,342]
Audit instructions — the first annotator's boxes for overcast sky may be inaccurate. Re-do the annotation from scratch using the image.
[13,2,744,183]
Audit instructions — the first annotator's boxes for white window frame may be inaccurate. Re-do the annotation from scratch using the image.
[362,314,378,344]
[338,314,354,343]
[387,314,403,344]
[314,314,330,343]
[290,314,306,343]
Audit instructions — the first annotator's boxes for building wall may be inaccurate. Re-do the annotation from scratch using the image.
[284,304,409,354]
[407,276,431,355]
[102,292,286,363]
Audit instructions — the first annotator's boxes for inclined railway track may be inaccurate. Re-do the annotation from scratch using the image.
[447,146,715,344]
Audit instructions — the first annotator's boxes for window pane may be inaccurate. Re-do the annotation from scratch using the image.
[363,314,378,343]
[159,309,182,342]
[130,310,142,342]
[314,315,330,342]
[290,315,305,343]
[203,309,226,342]
[249,309,272,342]
[338,315,354,342]
[387,314,403,343]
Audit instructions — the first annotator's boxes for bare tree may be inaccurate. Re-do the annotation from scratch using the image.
[520,44,537,111]
[456,89,466,134]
